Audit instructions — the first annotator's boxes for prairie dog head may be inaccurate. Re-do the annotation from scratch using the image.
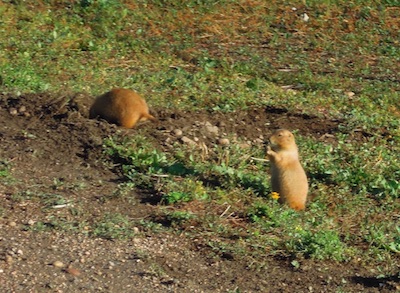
[269,129,298,151]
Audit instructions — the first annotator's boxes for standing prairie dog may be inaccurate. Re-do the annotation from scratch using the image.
[89,88,156,128]
[266,129,308,211]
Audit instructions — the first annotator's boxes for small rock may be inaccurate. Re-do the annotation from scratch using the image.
[253,138,264,145]
[9,108,18,116]
[18,106,26,113]
[181,136,197,146]
[239,143,251,149]
[53,261,64,268]
[133,227,140,234]
[132,237,141,243]
[27,219,35,226]
[5,255,13,264]
[66,267,81,276]
[346,91,355,98]
[218,138,230,146]
[301,13,310,22]
[172,129,183,137]
[8,221,17,227]
[204,124,219,136]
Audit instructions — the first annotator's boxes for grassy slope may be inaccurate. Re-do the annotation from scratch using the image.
[1,0,399,271]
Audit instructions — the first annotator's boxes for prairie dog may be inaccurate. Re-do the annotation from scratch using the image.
[89,88,156,128]
[266,129,308,211]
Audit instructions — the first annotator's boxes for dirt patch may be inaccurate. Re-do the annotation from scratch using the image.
[148,106,340,151]
[0,92,397,292]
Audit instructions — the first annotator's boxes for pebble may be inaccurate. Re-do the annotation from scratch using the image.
[27,219,35,226]
[204,124,219,136]
[5,255,13,264]
[18,106,26,113]
[163,137,172,146]
[132,238,141,244]
[53,261,64,268]
[253,138,264,145]
[9,108,18,116]
[8,221,17,227]
[346,91,355,98]
[239,143,251,149]
[301,13,310,22]
[218,138,230,146]
[133,227,140,234]
[66,267,81,276]
[181,136,197,146]
[172,129,183,137]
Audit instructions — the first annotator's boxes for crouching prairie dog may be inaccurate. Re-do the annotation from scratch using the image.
[89,88,156,128]
[266,129,308,211]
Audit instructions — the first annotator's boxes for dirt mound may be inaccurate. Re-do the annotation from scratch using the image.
[1,92,395,292]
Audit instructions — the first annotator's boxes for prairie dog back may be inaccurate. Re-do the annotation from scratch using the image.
[266,129,308,210]
[89,88,156,128]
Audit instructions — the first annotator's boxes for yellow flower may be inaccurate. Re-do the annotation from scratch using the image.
[270,192,280,200]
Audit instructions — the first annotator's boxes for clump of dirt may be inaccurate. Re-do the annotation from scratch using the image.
[0,92,396,292]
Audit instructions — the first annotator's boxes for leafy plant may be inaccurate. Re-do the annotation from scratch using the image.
[285,229,349,261]
[163,191,192,204]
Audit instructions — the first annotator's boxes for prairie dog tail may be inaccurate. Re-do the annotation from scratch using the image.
[141,112,157,122]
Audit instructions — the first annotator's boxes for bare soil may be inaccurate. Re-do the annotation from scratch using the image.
[0,92,398,292]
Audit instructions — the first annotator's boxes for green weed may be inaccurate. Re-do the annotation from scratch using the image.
[92,213,136,240]
[163,210,196,227]
[0,160,11,179]
[285,229,349,261]
[28,216,85,233]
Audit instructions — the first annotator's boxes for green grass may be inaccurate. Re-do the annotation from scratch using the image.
[103,132,398,263]
[0,160,12,179]
[92,213,137,240]
[0,0,399,268]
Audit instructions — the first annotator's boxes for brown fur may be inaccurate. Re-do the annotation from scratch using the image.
[266,129,308,211]
[89,88,156,128]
